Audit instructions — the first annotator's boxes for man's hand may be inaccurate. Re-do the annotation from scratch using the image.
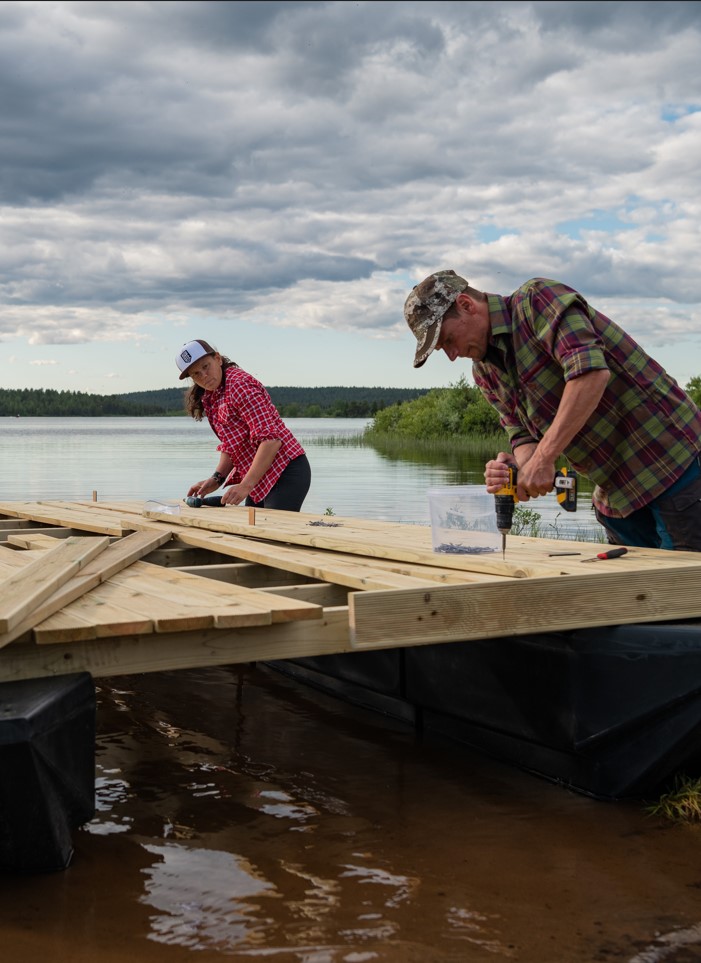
[517,454,558,501]
[484,452,516,493]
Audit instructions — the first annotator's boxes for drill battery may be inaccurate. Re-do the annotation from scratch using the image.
[554,467,577,513]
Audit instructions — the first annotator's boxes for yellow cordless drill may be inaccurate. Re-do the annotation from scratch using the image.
[494,465,577,559]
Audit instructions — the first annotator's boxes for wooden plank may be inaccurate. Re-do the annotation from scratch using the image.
[6,531,77,549]
[119,561,322,622]
[33,604,152,644]
[0,531,172,648]
[68,575,218,634]
[167,525,474,590]
[138,502,552,578]
[349,565,701,649]
[175,562,315,588]
[0,608,351,682]
[98,576,278,630]
[261,583,349,607]
[43,499,701,574]
[0,536,109,635]
[0,526,74,542]
[0,501,128,536]
[169,528,443,590]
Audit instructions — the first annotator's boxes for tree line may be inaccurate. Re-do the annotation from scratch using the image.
[0,385,431,418]
[366,375,701,440]
[4,377,700,424]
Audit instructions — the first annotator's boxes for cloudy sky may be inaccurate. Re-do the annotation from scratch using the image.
[1,0,700,395]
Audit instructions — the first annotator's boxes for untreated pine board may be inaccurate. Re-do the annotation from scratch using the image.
[0,526,75,543]
[171,525,502,589]
[261,582,349,607]
[7,531,76,550]
[169,528,442,591]
[105,559,318,624]
[37,500,138,535]
[33,602,154,644]
[68,575,219,634]
[0,536,109,635]
[66,498,701,576]
[86,574,278,631]
[106,509,545,586]
[0,530,172,648]
[140,504,555,579]
[16,499,589,579]
[0,608,351,683]
[0,501,127,536]
[349,564,701,649]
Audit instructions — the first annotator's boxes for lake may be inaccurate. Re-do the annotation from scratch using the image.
[0,416,599,539]
[3,417,696,963]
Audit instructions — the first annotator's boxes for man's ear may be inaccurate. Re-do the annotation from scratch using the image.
[454,292,474,312]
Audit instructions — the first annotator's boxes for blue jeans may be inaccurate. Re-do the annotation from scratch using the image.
[594,457,701,551]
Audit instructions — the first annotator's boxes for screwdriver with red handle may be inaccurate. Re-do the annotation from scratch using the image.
[581,547,628,562]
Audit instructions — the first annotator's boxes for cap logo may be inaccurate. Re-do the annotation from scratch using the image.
[180,349,192,365]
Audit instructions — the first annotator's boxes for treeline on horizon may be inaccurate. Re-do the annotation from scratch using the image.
[0,385,432,418]
[4,376,700,426]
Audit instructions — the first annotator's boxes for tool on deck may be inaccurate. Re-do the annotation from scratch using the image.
[582,546,628,562]
[494,465,578,560]
[184,495,224,508]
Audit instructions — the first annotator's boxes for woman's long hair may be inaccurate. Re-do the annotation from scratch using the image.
[184,356,239,421]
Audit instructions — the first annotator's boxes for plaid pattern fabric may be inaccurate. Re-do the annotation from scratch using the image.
[472,279,701,517]
[202,367,305,502]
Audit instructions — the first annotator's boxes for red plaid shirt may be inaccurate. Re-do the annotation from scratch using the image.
[202,366,305,502]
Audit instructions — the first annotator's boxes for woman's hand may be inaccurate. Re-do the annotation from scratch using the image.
[187,477,221,498]
[220,482,253,506]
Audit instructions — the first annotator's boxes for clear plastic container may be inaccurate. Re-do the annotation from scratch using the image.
[143,499,181,516]
[427,486,500,555]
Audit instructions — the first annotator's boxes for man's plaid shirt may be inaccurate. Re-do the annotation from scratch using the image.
[202,366,305,502]
[472,279,701,517]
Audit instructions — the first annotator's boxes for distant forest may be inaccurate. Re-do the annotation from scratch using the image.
[0,385,431,418]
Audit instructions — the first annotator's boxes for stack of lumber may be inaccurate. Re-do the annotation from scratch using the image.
[2,499,701,684]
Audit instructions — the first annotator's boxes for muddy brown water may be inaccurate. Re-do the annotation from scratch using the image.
[2,665,700,963]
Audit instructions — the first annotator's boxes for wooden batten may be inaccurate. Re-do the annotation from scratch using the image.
[349,565,701,649]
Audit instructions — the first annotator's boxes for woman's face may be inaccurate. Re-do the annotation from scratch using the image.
[188,352,224,390]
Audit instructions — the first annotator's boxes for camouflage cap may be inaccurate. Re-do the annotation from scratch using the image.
[404,270,469,368]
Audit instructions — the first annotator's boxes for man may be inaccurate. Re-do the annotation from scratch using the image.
[404,270,701,550]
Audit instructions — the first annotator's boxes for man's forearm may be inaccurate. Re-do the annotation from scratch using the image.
[535,368,610,463]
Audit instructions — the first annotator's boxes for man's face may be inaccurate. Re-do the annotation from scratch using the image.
[435,297,488,362]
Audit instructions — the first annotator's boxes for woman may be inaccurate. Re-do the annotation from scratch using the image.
[177,339,311,510]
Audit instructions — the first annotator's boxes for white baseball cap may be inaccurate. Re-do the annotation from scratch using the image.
[176,339,216,380]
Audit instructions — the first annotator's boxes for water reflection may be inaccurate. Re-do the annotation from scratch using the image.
[2,666,701,961]
[140,843,275,951]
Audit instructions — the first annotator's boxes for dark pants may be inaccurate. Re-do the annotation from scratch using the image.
[245,454,312,512]
[595,457,701,551]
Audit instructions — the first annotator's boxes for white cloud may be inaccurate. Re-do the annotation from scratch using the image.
[1,0,700,391]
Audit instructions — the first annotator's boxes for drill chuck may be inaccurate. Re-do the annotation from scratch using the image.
[495,494,516,534]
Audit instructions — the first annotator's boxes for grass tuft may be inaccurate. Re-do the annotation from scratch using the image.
[646,774,701,822]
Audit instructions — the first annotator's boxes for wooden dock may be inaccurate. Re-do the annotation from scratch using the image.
[2,498,701,684]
